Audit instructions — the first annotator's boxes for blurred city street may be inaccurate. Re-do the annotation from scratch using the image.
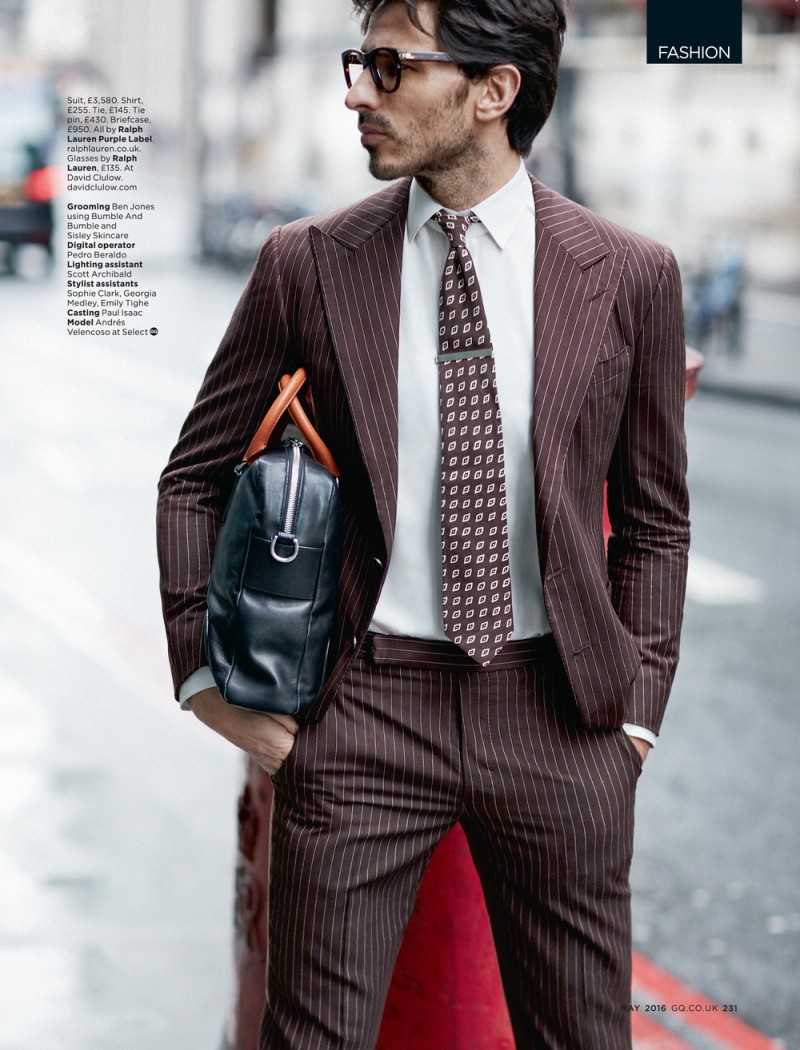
[1,258,799,1048]
[2,0,800,1044]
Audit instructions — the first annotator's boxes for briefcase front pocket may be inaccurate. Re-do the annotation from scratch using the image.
[243,533,323,600]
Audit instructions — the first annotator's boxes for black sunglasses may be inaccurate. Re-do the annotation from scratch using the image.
[341,47,454,94]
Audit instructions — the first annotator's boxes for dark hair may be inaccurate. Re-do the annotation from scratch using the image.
[351,0,566,154]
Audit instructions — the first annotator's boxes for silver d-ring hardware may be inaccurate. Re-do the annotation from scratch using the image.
[270,533,300,563]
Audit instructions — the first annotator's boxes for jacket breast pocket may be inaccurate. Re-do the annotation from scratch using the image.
[591,344,631,386]
[574,343,632,471]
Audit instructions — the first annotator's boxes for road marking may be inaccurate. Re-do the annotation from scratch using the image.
[686,553,765,605]
[0,534,229,757]
[632,951,784,1049]
[631,1011,695,1048]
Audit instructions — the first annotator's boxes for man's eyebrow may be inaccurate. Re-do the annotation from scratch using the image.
[362,43,420,54]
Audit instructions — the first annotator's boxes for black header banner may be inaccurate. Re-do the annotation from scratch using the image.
[647,0,743,64]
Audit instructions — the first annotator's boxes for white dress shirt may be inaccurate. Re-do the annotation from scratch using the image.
[370,160,548,640]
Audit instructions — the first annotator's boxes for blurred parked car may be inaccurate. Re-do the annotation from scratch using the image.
[0,142,58,270]
[0,71,58,274]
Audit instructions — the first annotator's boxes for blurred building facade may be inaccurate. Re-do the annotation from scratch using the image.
[4,0,799,282]
[194,0,800,284]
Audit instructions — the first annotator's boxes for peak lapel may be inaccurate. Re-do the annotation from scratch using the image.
[310,181,409,559]
[531,180,628,566]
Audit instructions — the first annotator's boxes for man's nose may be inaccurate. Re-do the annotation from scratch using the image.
[345,68,381,111]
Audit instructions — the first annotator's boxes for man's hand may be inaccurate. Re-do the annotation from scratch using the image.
[190,687,299,776]
[629,735,651,766]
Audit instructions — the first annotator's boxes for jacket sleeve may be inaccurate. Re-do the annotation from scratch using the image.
[156,227,300,698]
[605,245,690,735]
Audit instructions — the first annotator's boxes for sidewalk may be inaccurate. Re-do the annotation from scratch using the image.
[695,289,800,408]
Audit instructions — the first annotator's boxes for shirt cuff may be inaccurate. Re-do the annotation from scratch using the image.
[622,723,657,748]
[178,666,217,710]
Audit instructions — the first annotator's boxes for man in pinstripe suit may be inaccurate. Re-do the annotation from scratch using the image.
[157,0,690,1046]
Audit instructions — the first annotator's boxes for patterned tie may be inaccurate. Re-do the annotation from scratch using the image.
[434,210,513,665]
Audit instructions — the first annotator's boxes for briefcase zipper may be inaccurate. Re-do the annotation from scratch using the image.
[270,440,303,563]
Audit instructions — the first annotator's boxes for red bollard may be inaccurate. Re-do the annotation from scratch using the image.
[226,762,274,1050]
[227,349,703,1050]
[376,824,514,1048]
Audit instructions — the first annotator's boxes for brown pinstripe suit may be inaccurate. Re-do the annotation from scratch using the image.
[157,176,689,1049]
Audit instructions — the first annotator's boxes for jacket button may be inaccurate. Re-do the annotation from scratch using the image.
[371,556,384,570]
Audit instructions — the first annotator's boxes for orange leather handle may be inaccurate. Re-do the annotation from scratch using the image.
[243,368,341,477]
[277,374,341,476]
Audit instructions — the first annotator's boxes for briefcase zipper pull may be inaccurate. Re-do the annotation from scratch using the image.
[270,440,303,563]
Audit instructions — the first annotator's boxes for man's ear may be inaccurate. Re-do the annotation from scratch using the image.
[474,64,522,125]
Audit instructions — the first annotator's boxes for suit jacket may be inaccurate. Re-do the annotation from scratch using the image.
[157,176,689,735]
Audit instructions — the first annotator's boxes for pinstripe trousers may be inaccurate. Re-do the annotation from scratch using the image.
[259,634,641,1050]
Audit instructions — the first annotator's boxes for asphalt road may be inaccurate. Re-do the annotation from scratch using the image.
[632,389,800,1046]
[0,262,797,1049]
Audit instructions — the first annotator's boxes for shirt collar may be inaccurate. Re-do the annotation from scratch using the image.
[406,159,534,249]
